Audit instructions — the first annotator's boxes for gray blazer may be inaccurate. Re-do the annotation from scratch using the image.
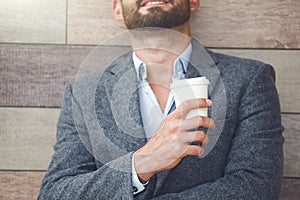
[38,40,284,200]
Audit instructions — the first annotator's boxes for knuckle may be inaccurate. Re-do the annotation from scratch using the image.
[193,146,202,155]
[164,119,180,134]
[198,98,206,105]
[201,117,212,128]
[197,131,205,140]
[199,147,204,155]
[209,119,216,129]
[203,118,209,127]
[198,116,204,124]
[181,101,190,109]
[168,124,180,133]
[203,135,210,145]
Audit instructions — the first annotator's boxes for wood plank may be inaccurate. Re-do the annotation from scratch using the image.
[0,44,131,107]
[280,178,300,200]
[1,44,299,113]
[0,44,89,107]
[191,0,300,49]
[0,108,299,177]
[282,114,300,177]
[0,0,66,44]
[0,171,298,199]
[0,108,59,170]
[67,0,123,45]
[212,49,300,114]
[67,0,300,48]
[0,171,45,200]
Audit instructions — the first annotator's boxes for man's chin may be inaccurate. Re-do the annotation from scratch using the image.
[125,6,189,30]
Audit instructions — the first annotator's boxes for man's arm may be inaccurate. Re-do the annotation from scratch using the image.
[144,64,284,199]
[38,85,134,200]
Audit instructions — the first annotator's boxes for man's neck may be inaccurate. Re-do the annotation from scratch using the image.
[131,23,192,111]
[131,22,191,83]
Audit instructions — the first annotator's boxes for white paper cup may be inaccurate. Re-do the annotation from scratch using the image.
[170,77,209,118]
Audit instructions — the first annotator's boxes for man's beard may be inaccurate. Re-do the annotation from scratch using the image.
[121,0,191,29]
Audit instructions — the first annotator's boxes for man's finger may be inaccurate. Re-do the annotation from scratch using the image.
[173,98,212,119]
[202,134,209,146]
[183,130,206,143]
[185,145,204,156]
[180,116,215,131]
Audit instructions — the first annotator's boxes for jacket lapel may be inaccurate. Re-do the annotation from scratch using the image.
[105,53,148,151]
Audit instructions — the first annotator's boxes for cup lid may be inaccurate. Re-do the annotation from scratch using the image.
[171,77,210,88]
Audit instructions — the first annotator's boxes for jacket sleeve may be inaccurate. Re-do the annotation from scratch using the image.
[38,84,135,200]
[152,64,284,200]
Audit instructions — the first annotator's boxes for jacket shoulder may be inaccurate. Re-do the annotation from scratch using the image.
[208,50,275,83]
[209,50,272,70]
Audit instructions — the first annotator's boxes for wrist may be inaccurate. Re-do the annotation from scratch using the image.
[138,172,154,183]
[134,151,156,181]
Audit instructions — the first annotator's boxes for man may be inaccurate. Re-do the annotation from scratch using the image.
[38,0,284,199]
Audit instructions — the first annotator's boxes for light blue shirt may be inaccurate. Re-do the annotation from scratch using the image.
[131,43,192,195]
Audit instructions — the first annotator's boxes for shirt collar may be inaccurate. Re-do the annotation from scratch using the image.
[132,43,192,81]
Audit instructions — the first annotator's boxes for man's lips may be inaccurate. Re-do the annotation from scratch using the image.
[141,0,170,7]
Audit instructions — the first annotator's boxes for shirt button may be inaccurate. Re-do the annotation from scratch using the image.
[133,186,138,193]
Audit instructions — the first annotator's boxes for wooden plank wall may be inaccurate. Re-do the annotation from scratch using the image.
[0,0,299,199]
[0,0,66,44]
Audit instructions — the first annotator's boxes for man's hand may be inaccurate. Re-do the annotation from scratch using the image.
[134,98,215,182]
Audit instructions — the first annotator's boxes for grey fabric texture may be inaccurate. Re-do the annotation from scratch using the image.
[38,40,284,200]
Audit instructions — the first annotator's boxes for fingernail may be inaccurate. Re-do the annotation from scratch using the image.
[206,99,212,105]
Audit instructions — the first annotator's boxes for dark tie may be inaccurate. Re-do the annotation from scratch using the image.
[167,100,176,115]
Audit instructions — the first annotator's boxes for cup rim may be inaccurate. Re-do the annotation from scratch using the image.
[171,77,210,88]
